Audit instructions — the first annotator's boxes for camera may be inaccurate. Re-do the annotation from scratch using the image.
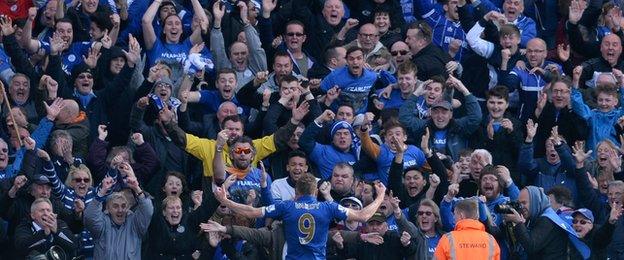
[494,201,523,214]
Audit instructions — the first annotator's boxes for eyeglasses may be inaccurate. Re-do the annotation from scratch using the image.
[573,219,591,225]
[417,211,433,216]
[286,32,305,37]
[391,50,409,56]
[233,147,252,155]
[359,33,379,39]
[73,178,90,183]
[78,74,93,79]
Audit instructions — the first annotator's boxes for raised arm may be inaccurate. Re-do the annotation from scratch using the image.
[140,0,161,50]
[39,150,69,199]
[20,8,42,54]
[210,2,231,70]
[188,0,208,45]
[212,130,229,183]
[347,182,386,222]
[466,19,496,58]
[214,185,265,219]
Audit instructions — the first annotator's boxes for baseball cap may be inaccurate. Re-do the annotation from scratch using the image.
[367,212,386,223]
[572,208,594,223]
[431,100,452,110]
[340,196,363,210]
[32,174,51,186]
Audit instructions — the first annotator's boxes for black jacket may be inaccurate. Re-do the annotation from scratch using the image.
[290,0,346,61]
[411,43,452,81]
[145,191,219,259]
[513,215,569,259]
[570,222,615,260]
[531,102,589,158]
[339,231,417,260]
[14,219,77,258]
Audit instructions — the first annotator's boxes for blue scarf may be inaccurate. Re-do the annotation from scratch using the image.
[541,207,591,259]
[74,89,96,108]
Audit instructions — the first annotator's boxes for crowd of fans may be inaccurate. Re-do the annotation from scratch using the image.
[1,0,624,258]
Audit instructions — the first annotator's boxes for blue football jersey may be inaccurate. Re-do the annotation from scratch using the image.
[263,195,348,260]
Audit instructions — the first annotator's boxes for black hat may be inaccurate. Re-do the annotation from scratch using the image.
[31,174,51,186]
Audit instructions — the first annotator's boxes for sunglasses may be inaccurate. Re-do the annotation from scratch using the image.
[573,219,591,225]
[342,203,360,208]
[233,147,252,155]
[73,178,90,183]
[286,32,305,37]
[78,74,93,79]
[391,50,409,56]
[417,211,433,216]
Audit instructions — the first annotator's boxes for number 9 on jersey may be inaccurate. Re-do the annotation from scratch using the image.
[298,213,316,245]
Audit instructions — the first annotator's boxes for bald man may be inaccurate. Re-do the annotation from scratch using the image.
[344,23,392,67]
[500,37,564,121]
[577,34,624,89]
[53,99,90,157]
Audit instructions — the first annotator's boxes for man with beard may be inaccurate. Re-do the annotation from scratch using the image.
[85,174,153,259]
[320,46,378,114]
[160,99,306,185]
[532,78,588,158]
[271,150,310,201]
[399,75,481,161]
[503,186,590,259]
[500,38,563,122]
[213,135,274,199]
[519,123,579,203]
[185,68,250,117]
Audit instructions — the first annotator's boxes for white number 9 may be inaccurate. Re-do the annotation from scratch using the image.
[298,213,316,245]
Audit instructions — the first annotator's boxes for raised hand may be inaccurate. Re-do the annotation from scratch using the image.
[98,125,108,141]
[421,127,431,153]
[496,165,513,186]
[609,202,624,224]
[361,232,384,245]
[557,44,570,62]
[131,133,144,146]
[259,161,268,188]
[550,126,562,146]
[200,220,227,233]
[36,148,51,162]
[237,1,249,24]
[253,71,269,86]
[49,32,67,54]
[429,174,441,188]
[262,0,277,18]
[319,181,332,198]
[292,101,310,124]
[12,175,28,191]
[446,74,469,95]
[400,231,412,247]
[44,97,65,121]
[572,66,583,88]
[74,198,85,214]
[315,110,335,124]
[137,96,149,109]
[23,136,36,150]
[83,46,102,69]
[98,176,116,196]
[0,15,14,36]
[192,190,203,208]
[158,105,175,124]
[374,181,386,198]
[525,119,538,142]
[216,130,229,149]
[212,1,225,24]
[325,86,341,104]
[332,231,344,249]
[100,29,112,49]
[124,34,142,67]
[118,162,135,178]
[568,0,585,24]
[343,18,359,31]
[445,183,459,201]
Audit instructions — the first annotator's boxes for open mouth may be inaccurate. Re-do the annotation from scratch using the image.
[170,190,178,196]
[548,153,558,159]
[379,205,387,211]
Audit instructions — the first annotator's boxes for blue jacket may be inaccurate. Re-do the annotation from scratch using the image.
[0,117,53,180]
[399,94,482,161]
[518,142,579,204]
[571,87,624,151]
[298,122,357,180]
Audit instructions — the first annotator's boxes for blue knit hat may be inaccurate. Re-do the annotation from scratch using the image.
[330,121,354,138]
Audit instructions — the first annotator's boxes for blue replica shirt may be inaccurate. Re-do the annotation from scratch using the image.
[263,195,349,260]
[198,90,249,116]
[147,38,193,68]
[414,0,469,61]
[227,168,273,202]
[426,233,442,259]
[310,143,357,180]
[320,66,378,114]
[376,89,408,109]
[376,144,426,185]
[40,40,91,75]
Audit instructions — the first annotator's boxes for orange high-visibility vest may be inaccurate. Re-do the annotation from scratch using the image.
[433,219,501,260]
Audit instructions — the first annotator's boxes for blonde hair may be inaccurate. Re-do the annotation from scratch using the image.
[65,164,93,187]
[161,195,182,211]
